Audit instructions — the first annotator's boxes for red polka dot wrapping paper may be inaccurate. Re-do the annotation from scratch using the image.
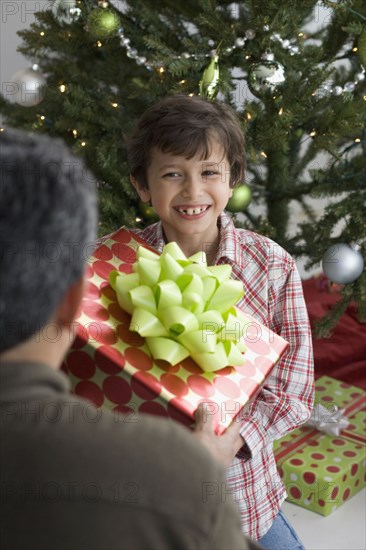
[273,376,366,516]
[62,227,289,435]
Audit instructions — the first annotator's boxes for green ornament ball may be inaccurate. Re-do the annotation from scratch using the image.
[226,185,252,212]
[87,8,120,39]
[358,26,366,67]
[138,201,159,222]
[294,128,303,139]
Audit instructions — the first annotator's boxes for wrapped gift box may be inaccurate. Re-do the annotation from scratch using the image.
[274,376,366,516]
[62,227,288,434]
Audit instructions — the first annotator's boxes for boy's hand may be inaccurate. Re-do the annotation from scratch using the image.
[192,403,245,468]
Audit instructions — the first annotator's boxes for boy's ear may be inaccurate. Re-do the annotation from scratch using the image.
[130,175,151,203]
[55,275,86,328]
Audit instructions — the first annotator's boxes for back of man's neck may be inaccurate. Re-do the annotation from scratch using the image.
[0,332,67,371]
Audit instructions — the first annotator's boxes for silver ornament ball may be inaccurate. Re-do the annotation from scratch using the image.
[10,67,46,107]
[248,59,286,96]
[355,71,365,82]
[245,29,256,40]
[332,85,343,96]
[126,47,138,59]
[235,37,246,48]
[52,0,81,24]
[322,243,364,284]
[343,82,356,92]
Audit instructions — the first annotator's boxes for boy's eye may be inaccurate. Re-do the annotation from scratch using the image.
[202,170,220,177]
[162,172,181,178]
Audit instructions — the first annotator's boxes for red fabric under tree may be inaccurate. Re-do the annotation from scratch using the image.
[302,278,366,390]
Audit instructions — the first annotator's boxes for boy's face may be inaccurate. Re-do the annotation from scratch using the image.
[136,142,233,250]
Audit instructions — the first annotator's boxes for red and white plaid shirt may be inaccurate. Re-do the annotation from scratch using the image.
[132,212,314,540]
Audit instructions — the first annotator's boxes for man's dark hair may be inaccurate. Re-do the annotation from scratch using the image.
[0,129,98,353]
[127,95,246,189]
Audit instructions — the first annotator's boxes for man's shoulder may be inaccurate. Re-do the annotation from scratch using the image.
[3,394,249,549]
[37,396,225,500]
[49,400,236,539]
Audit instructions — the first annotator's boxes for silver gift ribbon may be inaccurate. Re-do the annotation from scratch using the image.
[306,403,350,436]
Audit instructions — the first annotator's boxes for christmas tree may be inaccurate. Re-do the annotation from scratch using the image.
[1,0,365,334]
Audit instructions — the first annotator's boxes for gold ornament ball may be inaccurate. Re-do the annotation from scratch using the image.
[87,8,120,39]
[138,201,159,222]
[226,184,252,212]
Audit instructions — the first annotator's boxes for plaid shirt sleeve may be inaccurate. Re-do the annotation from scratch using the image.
[237,260,314,458]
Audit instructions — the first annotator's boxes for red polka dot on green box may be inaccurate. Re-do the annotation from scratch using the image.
[274,376,366,516]
[62,227,289,435]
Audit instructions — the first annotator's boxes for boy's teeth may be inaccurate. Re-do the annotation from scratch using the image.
[178,207,206,215]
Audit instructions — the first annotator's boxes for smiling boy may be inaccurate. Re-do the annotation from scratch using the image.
[126,95,314,548]
[134,142,233,263]
[128,94,245,263]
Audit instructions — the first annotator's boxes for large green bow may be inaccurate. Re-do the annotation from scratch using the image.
[110,242,247,372]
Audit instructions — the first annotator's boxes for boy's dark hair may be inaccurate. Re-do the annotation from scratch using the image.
[0,129,98,353]
[127,95,246,189]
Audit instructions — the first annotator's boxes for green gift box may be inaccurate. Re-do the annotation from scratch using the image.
[274,376,366,516]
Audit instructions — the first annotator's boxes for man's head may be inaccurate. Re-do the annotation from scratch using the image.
[0,129,97,354]
[127,94,246,190]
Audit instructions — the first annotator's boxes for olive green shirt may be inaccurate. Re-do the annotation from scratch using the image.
[0,362,258,550]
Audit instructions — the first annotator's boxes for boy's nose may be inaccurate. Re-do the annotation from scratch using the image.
[181,175,203,199]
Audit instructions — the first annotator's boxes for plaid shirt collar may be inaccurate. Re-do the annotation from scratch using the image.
[144,212,245,268]
[215,212,246,269]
